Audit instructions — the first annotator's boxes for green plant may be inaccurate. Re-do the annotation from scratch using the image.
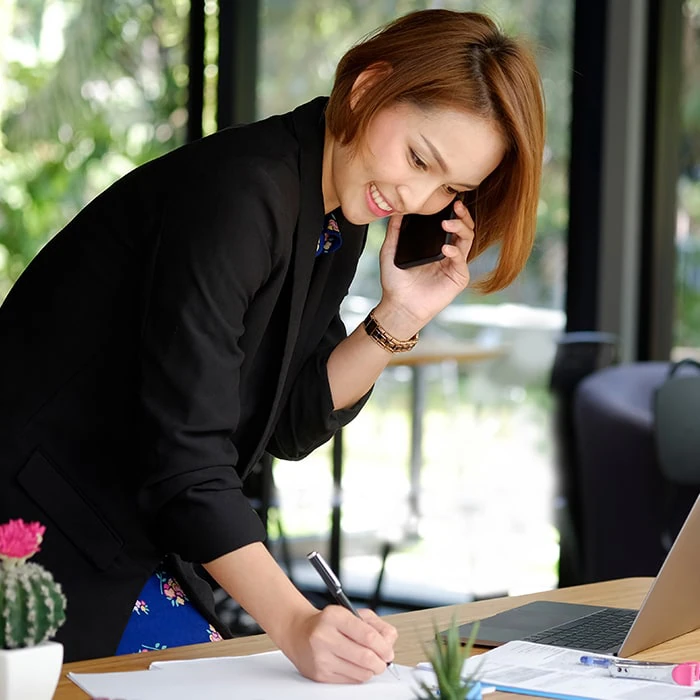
[0,519,67,649]
[415,618,482,700]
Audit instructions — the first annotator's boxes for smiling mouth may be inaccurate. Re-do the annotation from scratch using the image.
[369,183,394,213]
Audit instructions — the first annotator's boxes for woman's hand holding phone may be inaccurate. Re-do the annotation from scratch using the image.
[393,193,465,269]
[375,196,476,336]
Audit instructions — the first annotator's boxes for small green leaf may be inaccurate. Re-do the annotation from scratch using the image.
[414,617,482,700]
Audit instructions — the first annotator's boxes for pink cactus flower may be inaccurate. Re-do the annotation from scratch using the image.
[0,519,46,562]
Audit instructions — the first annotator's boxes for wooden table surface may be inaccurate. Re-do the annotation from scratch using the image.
[55,576,700,699]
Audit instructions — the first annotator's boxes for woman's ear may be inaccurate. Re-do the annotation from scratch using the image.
[349,62,392,110]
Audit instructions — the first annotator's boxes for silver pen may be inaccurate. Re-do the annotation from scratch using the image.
[306,550,400,680]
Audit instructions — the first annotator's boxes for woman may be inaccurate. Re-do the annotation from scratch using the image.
[0,8,544,682]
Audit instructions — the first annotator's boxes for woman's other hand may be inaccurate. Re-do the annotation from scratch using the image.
[279,605,398,683]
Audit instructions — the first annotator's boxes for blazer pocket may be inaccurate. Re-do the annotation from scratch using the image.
[17,449,123,571]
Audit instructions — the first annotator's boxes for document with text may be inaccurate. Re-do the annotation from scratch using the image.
[463,641,697,699]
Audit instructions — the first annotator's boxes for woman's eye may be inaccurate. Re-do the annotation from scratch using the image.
[410,149,427,170]
[444,185,459,195]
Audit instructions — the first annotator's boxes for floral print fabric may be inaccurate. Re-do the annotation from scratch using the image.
[315,213,342,256]
[116,564,223,655]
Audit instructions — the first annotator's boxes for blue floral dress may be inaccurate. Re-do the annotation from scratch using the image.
[116,563,223,654]
[316,213,342,256]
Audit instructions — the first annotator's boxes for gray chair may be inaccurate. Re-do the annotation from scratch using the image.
[573,362,699,583]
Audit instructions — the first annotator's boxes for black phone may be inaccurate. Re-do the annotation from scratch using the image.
[393,192,468,270]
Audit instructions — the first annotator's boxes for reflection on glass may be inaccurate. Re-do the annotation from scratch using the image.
[0,0,189,298]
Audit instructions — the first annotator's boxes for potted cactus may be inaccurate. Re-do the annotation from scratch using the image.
[0,519,67,700]
[415,618,483,700]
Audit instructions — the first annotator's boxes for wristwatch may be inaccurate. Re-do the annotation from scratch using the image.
[362,310,419,353]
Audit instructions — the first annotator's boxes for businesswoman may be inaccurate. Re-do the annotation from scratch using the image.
[0,9,544,682]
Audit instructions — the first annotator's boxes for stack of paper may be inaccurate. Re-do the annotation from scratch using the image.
[69,650,432,699]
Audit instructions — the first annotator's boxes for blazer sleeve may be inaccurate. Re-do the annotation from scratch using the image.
[136,159,297,564]
[267,311,372,461]
[267,205,373,459]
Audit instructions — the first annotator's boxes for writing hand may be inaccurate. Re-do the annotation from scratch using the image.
[279,605,398,684]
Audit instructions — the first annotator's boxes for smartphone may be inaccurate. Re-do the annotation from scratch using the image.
[393,193,467,270]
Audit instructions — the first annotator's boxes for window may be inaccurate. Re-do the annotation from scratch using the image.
[673,0,700,357]
[0,0,189,298]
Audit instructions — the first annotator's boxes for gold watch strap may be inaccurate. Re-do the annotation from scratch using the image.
[362,310,419,353]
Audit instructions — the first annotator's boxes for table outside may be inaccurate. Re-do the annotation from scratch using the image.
[329,338,505,576]
[56,577,676,700]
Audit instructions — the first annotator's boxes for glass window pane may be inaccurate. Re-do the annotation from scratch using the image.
[0,0,189,298]
[674,1,700,358]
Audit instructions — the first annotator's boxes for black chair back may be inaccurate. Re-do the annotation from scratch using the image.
[549,332,618,587]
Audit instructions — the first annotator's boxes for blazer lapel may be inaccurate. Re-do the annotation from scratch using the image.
[243,98,328,475]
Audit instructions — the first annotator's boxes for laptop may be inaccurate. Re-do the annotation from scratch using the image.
[453,492,700,656]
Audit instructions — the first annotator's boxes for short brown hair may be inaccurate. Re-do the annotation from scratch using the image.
[326,10,545,293]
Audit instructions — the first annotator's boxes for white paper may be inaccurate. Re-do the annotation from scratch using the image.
[69,650,431,700]
[462,641,697,700]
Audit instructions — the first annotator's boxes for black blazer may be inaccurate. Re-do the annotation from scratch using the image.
[0,97,370,661]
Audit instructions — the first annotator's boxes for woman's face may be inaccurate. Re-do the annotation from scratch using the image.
[323,101,506,224]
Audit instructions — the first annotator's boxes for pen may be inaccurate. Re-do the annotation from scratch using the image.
[579,655,612,668]
[579,655,700,686]
[306,551,400,680]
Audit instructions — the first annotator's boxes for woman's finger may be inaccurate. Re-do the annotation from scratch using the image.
[333,609,395,662]
[302,646,377,684]
[357,608,399,645]
[384,213,403,245]
[318,606,394,667]
[454,196,475,229]
[379,214,404,264]
[442,218,475,261]
[325,664,374,684]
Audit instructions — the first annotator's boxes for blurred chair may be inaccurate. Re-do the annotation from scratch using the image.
[573,362,700,583]
[549,332,618,587]
[654,359,700,495]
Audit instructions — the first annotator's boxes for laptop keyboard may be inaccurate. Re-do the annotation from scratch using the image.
[523,607,638,653]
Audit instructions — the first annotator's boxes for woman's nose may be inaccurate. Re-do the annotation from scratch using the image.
[397,185,448,215]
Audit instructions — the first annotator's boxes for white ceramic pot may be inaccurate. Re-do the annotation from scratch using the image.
[0,641,64,700]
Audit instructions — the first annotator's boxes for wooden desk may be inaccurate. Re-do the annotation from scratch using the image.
[54,577,694,700]
[329,339,504,574]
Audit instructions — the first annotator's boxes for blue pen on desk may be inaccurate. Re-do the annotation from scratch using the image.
[579,655,613,668]
[307,551,400,680]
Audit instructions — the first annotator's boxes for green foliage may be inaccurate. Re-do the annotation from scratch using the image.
[675,3,700,348]
[0,560,67,649]
[0,0,189,296]
[415,618,482,700]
